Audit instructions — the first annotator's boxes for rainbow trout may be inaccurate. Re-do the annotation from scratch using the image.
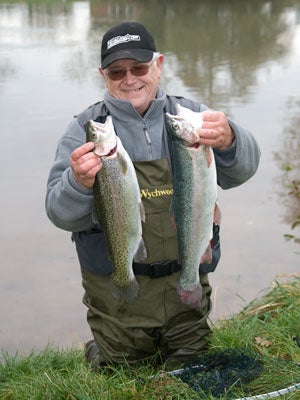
[166,104,219,309]
[86,116,146,301]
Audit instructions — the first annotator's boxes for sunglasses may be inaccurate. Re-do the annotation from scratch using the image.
[105,59,156,81]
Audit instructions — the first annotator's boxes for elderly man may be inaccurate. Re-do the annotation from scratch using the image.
[46,21,260,368]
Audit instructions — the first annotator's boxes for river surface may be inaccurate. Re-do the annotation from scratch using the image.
[0,0,299,355]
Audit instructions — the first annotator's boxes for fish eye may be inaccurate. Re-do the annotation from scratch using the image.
[172,122,179,130]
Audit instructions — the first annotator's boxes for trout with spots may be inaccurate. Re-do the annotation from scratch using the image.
[166,104,221,309]
[86,116,146,301]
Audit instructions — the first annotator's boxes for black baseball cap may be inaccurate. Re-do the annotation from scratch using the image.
[101,21,157,69]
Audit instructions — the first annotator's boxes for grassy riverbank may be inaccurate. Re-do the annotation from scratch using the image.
[0,274,299,399]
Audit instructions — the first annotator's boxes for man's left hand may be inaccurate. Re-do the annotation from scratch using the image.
[198,110,235,150]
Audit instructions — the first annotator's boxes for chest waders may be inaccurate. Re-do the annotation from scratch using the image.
[81,157,214,366]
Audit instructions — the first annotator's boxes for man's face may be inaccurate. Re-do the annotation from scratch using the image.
[99,54,164,115]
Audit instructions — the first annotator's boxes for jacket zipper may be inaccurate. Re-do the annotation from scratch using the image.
[143,123,153,158]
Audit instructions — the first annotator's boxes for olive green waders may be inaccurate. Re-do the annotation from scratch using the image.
[82,159,213,367]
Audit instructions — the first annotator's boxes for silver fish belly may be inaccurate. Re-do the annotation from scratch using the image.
[86,116,146,301]
[166,104,218,309]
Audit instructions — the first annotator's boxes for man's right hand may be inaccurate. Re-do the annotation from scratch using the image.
[70,142,102,189]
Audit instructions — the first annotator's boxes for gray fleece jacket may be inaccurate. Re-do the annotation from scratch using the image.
[45,88,260,234]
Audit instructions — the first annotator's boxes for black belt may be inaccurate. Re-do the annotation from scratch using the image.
[133,223,221,278]
[133,260,181,279]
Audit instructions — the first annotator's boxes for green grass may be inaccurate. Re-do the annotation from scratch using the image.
[1,275,299,399]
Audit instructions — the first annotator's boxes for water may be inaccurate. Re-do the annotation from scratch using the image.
[0,0,299,355]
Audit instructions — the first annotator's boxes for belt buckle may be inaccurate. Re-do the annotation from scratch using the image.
[148,261,170,278]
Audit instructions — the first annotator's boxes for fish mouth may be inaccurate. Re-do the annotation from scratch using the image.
[190,142,200,148]
[94,143,118,157]
[183,141,201,149]
[105,144,117,157]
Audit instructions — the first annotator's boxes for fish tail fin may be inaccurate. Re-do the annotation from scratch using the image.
[110,276,139,301]
[177,279,203,309]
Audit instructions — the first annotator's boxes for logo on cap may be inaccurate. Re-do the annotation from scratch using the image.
[107,34,141,50]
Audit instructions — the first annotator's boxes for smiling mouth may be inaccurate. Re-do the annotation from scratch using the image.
[123,87,143,93]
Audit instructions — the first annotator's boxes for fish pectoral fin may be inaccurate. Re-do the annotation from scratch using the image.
[118,152,128,174]
[169,199,177,231]
[93,205,104,228]
[133,237,147,262]
[214,203,222,225]
[170,214,177,231]
[139,201,146,223]
[205,146,213,167]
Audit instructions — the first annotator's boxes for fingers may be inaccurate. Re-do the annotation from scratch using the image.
[71,142,95,161]
[201,110,227,129]
[70,142,102,189]
[199,110,234,149]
